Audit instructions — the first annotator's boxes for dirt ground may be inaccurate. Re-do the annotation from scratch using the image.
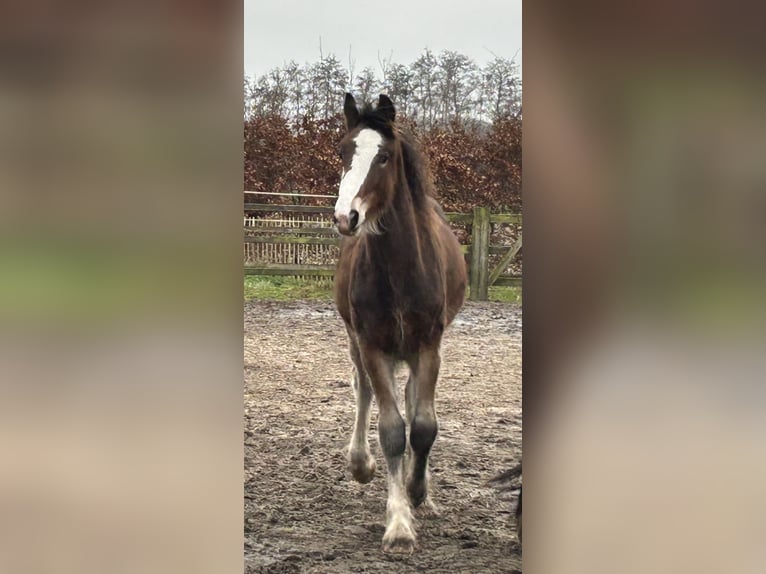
[244,299,522,573]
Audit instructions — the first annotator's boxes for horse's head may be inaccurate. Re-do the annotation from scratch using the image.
[334,93,398,236]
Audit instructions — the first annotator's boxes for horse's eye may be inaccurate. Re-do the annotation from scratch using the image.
[378,153,389,165]
[338,150,344,160]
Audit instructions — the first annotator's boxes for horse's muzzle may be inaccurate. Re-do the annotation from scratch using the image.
[334,210,359,236]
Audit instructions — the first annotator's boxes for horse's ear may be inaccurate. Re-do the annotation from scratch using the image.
[344,93,359,130]
[377,94,396,123]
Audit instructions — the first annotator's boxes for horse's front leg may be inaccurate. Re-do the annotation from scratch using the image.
[360,343,415,553]
[347,337,376,483]
[406,345,441,512]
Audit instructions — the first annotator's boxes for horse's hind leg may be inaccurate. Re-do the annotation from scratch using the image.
[347,337,376,483]
[404,372,416,458]
[360,343,415,553]
[406,346,440,511]
[405,373,415,424]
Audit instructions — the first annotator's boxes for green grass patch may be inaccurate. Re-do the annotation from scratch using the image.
[487,285,522,304]
[245,275,522,304]
[244,276,334,301]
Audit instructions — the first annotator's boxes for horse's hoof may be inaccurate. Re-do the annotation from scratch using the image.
[414,496,440,517]
[382,520,416,554]
[382,535,415,554]
[349,453,376,484]
[406,480,427,507]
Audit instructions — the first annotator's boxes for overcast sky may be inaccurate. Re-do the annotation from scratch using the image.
[244,0,522,79]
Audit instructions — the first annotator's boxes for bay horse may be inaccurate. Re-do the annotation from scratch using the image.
[333,93,467,552]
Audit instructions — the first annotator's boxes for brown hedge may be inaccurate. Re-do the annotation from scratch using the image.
[244,113,521,213]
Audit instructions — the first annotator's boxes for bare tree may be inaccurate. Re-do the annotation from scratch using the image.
[282,61,306,122]
[244,76,256,119]
[384,63,415,118]
[436,50,478,125]
[377,50,393,86]
[412,49,439,128]
[307,55,346,119]
[245,48,521,127]
[482,56,521,121]
[347,45,356,91]
[355,67,378,104]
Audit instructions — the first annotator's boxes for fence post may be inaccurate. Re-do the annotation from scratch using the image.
[469,206,490,301]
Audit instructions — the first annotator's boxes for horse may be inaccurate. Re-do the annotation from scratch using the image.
[333,93,467,553]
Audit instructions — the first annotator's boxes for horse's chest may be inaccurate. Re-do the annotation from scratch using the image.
[349,274,444,356]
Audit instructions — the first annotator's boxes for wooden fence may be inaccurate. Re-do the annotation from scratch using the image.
[244,192,521,301]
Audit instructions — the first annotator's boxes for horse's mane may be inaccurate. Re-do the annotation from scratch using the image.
[357,103,436,210]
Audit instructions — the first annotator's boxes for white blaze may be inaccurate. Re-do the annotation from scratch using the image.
[335,129,383,218]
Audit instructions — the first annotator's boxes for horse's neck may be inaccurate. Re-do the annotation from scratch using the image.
[368,183,430,277]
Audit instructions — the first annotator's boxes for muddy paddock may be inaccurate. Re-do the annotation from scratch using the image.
[244,299,522,573]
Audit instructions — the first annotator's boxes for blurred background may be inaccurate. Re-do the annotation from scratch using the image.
[524,1,766,572]
[1,0,765,572]
[0,1,243,572]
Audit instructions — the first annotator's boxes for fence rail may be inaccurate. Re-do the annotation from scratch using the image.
[244,192,521,301]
